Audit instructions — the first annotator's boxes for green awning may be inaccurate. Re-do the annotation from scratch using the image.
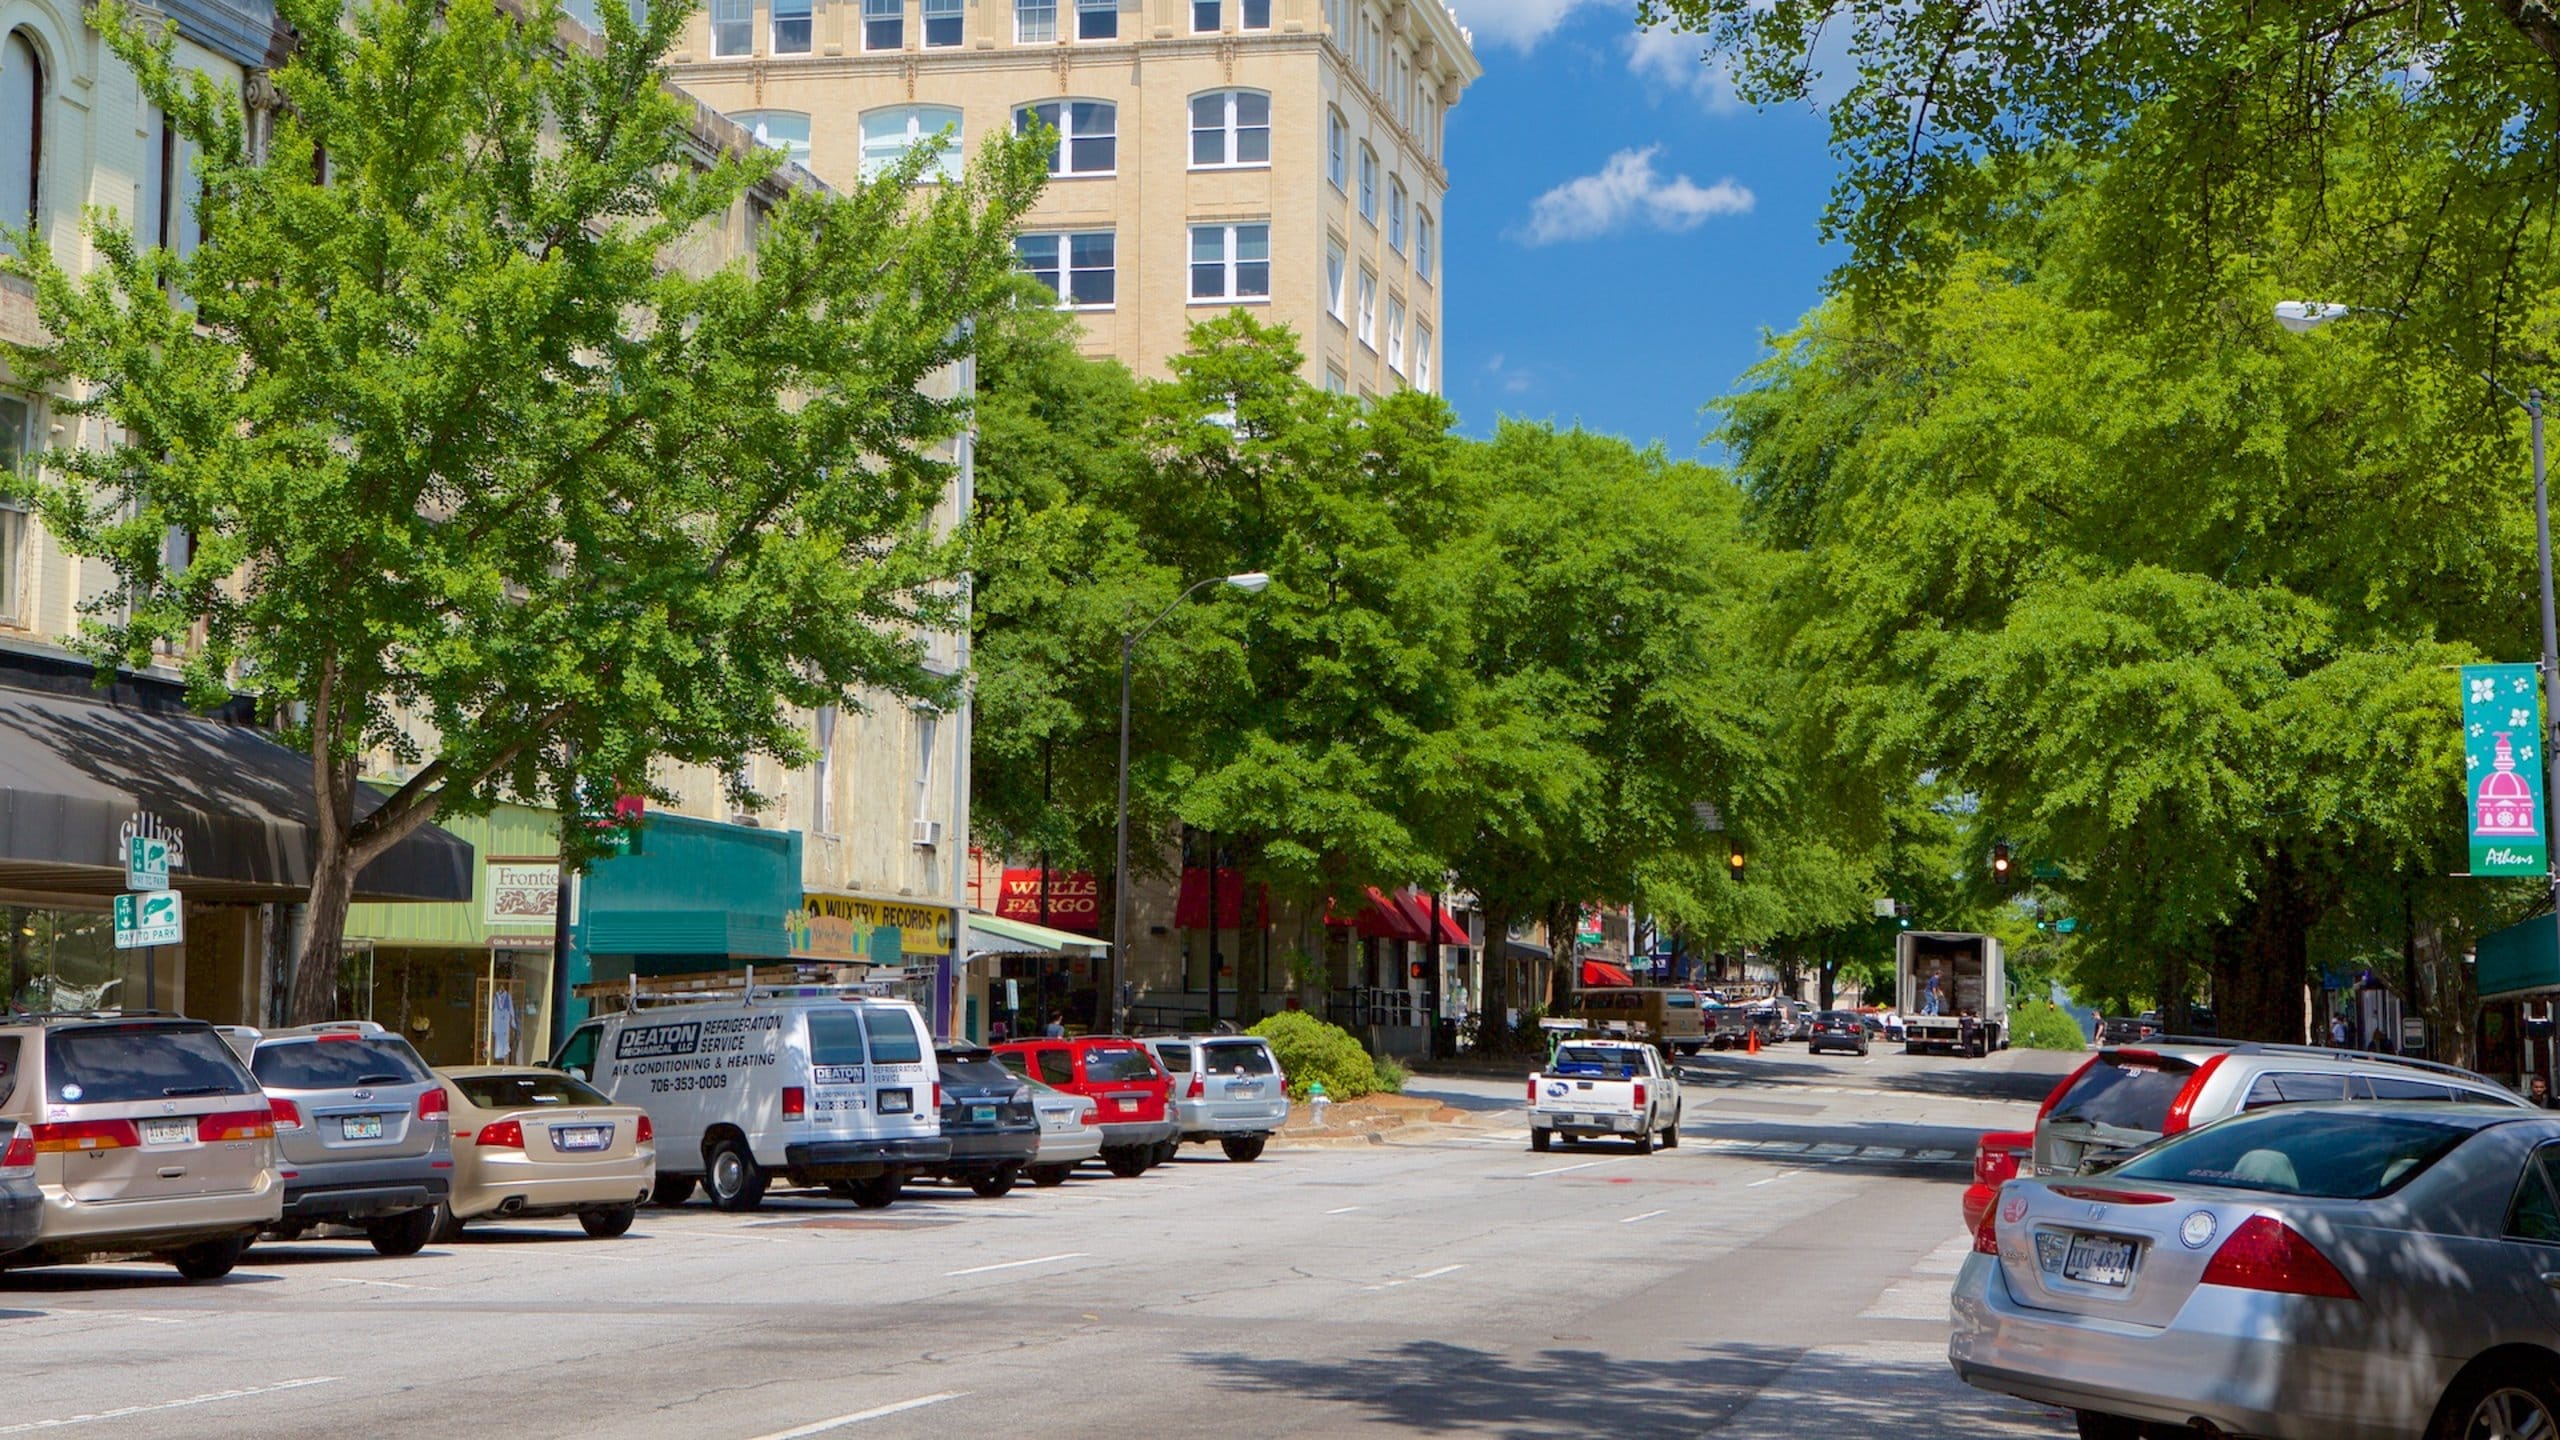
[2479,915,2560,1002]
[575,813,802,962]
[968,911,1108,958]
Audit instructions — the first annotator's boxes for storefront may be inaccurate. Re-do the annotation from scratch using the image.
[565,812,803,1024]
[787,891,959,1034]
[341,805,563,1067]
[967,911,1109,1042]
[0,656,470,1025]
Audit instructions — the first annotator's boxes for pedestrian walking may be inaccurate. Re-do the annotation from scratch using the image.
[2532,1075,2553,1110]
[1043,1013,1066,1038]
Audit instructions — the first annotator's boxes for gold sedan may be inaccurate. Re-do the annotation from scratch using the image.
[432,1068,655,1241]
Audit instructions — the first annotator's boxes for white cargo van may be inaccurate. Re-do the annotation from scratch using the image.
[551,985,947,1211]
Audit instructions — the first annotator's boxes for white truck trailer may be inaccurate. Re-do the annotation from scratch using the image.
[1897,931,2007,1057]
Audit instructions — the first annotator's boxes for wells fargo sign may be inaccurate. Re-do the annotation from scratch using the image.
[994,869,1100,934]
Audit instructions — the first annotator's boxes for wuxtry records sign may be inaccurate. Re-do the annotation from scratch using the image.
[2464,663,2549,877]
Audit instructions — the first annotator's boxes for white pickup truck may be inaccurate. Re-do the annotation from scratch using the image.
[1527,1040,1683,1154]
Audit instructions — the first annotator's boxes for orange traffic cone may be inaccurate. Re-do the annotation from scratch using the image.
[1746,1027,1761,1056]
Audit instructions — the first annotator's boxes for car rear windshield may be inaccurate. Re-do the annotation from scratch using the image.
[807,1011,868,1068]
[1154,1043,1196,1072]
[1555,1045,1644,1075]
[1665,991,1699,1009]
[2048,1053,2199,1134]
[938,1058,1015,1088]
[2109,1109,2473,1199]
[452,1072,613,1110]
[47,1023,256,1103]
[1200,1042,1274,1076]
[1084,1047,1158,1082]
[251,1036,431,1090]
[865,1009,924,1065]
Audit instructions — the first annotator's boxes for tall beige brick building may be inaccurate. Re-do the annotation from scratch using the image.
[665,0,1478,396]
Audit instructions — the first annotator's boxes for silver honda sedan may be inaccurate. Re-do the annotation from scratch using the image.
[1952,1103,2560,1440]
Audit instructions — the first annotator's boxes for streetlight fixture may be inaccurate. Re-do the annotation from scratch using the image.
[2275,299,2552,936]
[1110,572,1271,1033]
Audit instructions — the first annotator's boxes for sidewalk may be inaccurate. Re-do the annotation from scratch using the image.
[1267,1091,1492,1148]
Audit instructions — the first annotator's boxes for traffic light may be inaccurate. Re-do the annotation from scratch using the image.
[1991,842,2013,887]
[1893,901,1911,930]
[1729,846,1746,885]
[1408,960,1426,980]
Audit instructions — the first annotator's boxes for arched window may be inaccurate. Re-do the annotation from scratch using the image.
[1189,89,1269,169]
[1326,106,1347,191]
[734,110,813,166]
[1,30,43,241]
[1015,100,1115,177]
[860,105,963,182]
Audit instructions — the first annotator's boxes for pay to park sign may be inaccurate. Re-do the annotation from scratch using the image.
[2464,663,2549,877]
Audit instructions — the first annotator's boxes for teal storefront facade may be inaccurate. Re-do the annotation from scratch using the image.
[563,813,804,1028]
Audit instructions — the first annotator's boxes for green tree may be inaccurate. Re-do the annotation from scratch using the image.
[2,0,1046,1021]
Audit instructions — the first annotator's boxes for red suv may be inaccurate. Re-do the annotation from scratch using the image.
[991,1037,1179,1178]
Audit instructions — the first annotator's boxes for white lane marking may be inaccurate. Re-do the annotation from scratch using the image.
[326,1277,418,1290]
[1619,1209,1667,1223]
[1365,1264,1466,1291]
[944,1252,1088,1278]
[0,1376,341,1434]
[1523,1159,1622,1177]
[1745,1170,1804,1188]
[1325,1205,1362,1214]
[742,1392,968,1440]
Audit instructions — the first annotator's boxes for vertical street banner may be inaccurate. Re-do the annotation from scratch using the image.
[2464,663,2549,877]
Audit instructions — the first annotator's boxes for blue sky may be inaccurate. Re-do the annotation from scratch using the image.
[1435,0,1844,459]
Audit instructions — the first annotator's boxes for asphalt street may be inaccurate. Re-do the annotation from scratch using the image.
[1,1043,2087,1439]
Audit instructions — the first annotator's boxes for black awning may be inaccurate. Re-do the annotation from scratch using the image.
[0,666,471,903]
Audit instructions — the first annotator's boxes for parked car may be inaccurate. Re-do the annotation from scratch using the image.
[1954,1102,2560,1440]
[1143,1035,1290,1162]
[234,1022,453,1256]
[0,1119,42,1259]
[0,1013,278,1280]
[905,1044,1041,1199]
[554,986,947,1212]
[1807,1011,1872,1057]
[2096,1015,2161,1046]
[991,1036,1178,1178]
[1528,1039,1682,1153]
[1022,1076,1102,1186]
[432,1067,654,1241]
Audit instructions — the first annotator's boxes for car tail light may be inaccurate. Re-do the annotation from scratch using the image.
[636,1115,654,1144]
[198,1108,277,1143]
[1526,1077,1537,1104]
[1080,1105,1097,1128]
[1188,1073,1205,1100]
[2161,1053,2230,1135]
[933,1084,943,1110]
[2049,1185,2176,1205]
[2200,1215,2358,1300]
[1972,1195,2003,1255]
[782,1087,806,1120]
[1,1129,33,1174]
[1973,1130,2032,1187]
[475,1120,524,1149]
[316,1031,364,1042]
[2038,1060,2096,1122]
[1633,1081,1648,1109]
[30,1119,141,1153]
[417,1087,449,1122]
[270,1097,304,1131]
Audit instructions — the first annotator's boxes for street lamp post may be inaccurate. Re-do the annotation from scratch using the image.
[2277,302,2554,974]
[1112,571,1271,1035]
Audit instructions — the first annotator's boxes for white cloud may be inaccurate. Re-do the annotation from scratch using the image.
[1515,146,1755,246]
[1626,25,1747,112]
[1447,0,1612,51]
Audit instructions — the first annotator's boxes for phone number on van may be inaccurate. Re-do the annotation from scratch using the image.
[647,1073,731,1093]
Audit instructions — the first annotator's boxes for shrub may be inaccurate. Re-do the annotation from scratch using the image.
[1373,1057,1409,1094]
[1249,1011,1381,1100]
[2010,999,2088,1051]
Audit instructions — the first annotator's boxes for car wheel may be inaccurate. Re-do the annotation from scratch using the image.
[1662,1113,1680,1149]
[170,1235,249,1282]
[580,1204,638,1239]
[1220,1136,1267,1163]
[1151,1140,1180,1167]
[968,1166,1020,1199]
[845,1175,903,1209]
[651,1173,697,1208]
[366,1207,438,1257]
[1027,1164,1073,1187]
[1634,1127,1655,1155]
[1103,1147,1151,1178]
[429,1202,465,1245]
[2430,1367,2560,1440]
[702,1137,767,1212]
[1529,1129,1551,1153]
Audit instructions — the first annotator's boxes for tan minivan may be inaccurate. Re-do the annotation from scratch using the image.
[0,1014,281,1281]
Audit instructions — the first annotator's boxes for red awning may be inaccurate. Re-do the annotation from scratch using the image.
[1394,891,1469,948]
[1580,959,1636,988]
[1174,866,1269,929]
[1323,885,1427,942]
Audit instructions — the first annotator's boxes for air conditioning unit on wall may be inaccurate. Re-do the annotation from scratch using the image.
[910,819,943,848]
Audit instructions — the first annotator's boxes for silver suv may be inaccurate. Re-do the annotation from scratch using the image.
[1142,1036,1289,1163]
[2034,1038,2528,1177]
[232,1022,453,1256]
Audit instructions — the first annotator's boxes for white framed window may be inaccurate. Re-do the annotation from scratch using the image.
[1189,223,1270,302]
[1190,90,1270,169]
[707,0,751,53]
[912,711,940,825]
[812,705,839,835]
[1357,144,1377,222]
[1391,51,1407,123]
[1325,238,1346,321]
[1387,174,1406,251]
[924,0,963,45]
[1413,326,1433,391]
[860,106,963,182]
[1076,0,1116,41]
[1386,295,1405,372]
[1324,0,1345,44]
[3,30,42,245]
[1241,0,1269,26]
[773,0,814,52]
[736,110,813,165]
[1017,0,1057,40]
[1326,108,1347,191]
[1192,0,1217,31]
[862,0,900,50]
[1017,100,1116,176]
[1016,230,1116,308]
[1324,367,1347,394]
[140,105,173,252]
[1355,266,1376,348]
[1416,208,1434,283]
[0,394,31,624]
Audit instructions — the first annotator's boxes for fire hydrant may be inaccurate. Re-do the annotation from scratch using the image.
[1309,1079,1330,1127]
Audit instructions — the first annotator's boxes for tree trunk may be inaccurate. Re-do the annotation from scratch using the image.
[2208,857,2313,1044]
[2413,913,2474,1068]
[291,829,360,1024]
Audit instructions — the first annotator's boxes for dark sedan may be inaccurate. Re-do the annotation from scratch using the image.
[0,1120,39,1258]
[908,1044,1042,1199]
[1807,1011,1872,1057]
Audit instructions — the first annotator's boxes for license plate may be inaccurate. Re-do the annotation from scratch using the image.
[1225,1080,1259,1096]
[1115,1098,1135,1113]
[553,1125,609,1151]
[341,1115,384,1141]
[143,1118,192,1146]
[879,1090,910,1114]
[2063,1234,2137,1287]
[970,1105,996,1124]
